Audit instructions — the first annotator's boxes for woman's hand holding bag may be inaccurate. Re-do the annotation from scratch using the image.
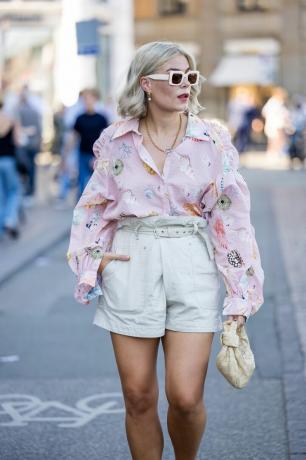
[216,319,255,389]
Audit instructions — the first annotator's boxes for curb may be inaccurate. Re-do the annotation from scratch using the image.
[0,229,70,288]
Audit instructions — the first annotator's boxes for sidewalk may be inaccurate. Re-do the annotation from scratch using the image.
[0,154,77,285]
[0,200,74,286]
[240,149,306,171]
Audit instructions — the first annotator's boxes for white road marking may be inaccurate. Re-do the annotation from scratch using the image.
[0,393,125,428]
[0,355,20,363]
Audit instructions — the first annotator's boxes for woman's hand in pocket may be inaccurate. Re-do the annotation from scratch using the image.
[98,252,130,274]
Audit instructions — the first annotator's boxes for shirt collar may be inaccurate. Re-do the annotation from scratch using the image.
[111,117,141,139]
[184,112,211,141]
[111,111,210,141]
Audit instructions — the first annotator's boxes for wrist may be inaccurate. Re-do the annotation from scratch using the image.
[97,254,105,274]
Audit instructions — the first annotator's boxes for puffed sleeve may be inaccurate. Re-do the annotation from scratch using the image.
[66,130,118,305]
[201,121,264,321]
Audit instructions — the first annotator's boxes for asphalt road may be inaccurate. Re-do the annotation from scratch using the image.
[1,168,299,460]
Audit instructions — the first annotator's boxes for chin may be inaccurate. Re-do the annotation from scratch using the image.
[171,102,189,112]
[158,102,188,113]
[178,100,189,109]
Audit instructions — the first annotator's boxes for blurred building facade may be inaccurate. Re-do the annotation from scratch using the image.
[134,0,306,118]
[0,0,134,138]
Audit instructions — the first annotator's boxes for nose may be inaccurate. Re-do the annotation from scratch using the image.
[181,74,190,87]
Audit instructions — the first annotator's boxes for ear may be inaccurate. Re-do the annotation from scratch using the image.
[139,76,151,93]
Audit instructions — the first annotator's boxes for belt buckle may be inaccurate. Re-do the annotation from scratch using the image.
[159,227,168,237]
[153,227,159,239]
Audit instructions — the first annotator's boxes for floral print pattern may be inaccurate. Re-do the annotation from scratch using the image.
[227,249,244,268]
[66,111,264,319]
[112,159,124,175]
[246,266,255,276]
[217,194,232,210]
[84,246,104,260]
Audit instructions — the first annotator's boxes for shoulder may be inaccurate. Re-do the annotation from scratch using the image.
[202,118,236,157]
[74,113,84,125]
[202,118,239,170]
[1,114,15,127]
[201,117,232,143]
[92,121,122,158]
[187,113,232,143]
[100,120,124,140]
[96,112,109,124]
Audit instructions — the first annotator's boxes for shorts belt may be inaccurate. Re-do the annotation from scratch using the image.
[118,220,215,260]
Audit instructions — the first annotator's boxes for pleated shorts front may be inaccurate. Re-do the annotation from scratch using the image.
[93,215,223,337]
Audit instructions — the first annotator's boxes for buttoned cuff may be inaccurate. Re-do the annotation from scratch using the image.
[79,269,99,287]
[74,282,102,305]
[223,296,251,321]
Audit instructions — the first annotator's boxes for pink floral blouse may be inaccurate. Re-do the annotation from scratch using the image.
[66,111,264,320]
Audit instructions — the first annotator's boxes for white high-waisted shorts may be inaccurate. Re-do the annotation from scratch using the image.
[93,215,223,337]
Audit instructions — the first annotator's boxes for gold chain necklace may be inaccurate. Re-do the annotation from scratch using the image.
[144,113,182,154]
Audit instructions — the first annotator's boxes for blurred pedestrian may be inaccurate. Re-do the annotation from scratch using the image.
[64,88,110,129]
[262,87,291,157]
[288,98,306,168]
[51,104,72,204]
[230,93,260,153]
[227,89,250,135]
[62,89,109,200]
[66,41,264,459]
[0,95,22,240]
[16,85,42,203]
[51,104,66,157]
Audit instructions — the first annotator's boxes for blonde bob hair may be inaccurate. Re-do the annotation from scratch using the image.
[117,41,205,118]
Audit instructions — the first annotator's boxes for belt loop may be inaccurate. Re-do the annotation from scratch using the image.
[153,227,159,239]
[192,222,198,235]
[196,228,215,260]
[134,223,141,240]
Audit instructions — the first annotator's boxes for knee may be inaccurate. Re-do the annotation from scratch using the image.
[167,392,203,416]
[124,387,158,417]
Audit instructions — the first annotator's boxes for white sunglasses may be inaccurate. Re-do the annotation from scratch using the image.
[145,70,200,86]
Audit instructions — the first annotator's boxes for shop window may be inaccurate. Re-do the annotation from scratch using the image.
[159,0,187,16]
[236,0,268,12]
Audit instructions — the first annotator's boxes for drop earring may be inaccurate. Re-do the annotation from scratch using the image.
[147,91,152,102]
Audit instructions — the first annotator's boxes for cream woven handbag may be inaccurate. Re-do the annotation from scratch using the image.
[216,320,255,389]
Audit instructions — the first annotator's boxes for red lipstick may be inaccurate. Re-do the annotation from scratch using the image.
[178,93,189,101]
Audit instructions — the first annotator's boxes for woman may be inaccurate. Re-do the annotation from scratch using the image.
[67,41,264,459]
[0,96,21,239]
[261,87,290,158]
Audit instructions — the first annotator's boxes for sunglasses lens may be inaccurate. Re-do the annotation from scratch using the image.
[171,73,183,85]
[188,72,198,84]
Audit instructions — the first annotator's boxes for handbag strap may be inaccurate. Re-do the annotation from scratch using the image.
[220,331,240,348]
[220,321,240,347]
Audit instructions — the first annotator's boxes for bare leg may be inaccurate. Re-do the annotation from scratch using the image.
[167,401,206,460]
[161,330,214,460]
[110,332,164,460]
